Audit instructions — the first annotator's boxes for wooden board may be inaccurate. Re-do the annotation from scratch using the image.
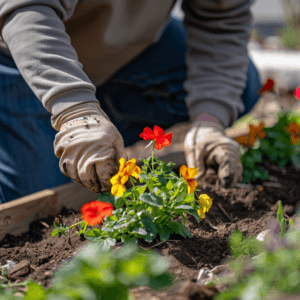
[0,183,98,242]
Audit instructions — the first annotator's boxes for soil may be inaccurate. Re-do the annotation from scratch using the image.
[1,159,300,299]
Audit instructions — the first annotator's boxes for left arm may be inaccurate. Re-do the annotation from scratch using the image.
[182,0,254,128]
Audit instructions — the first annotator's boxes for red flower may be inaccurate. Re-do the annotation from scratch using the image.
[81,201,114,226]
[294,86,300,100]
[140,125,172,150]
[261,78,274,93]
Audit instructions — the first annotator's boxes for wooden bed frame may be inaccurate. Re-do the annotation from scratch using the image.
[0,183,98,242]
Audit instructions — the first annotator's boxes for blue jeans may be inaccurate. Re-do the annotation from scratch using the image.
[0,17,261,203]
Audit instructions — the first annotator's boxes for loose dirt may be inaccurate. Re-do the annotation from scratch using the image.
[1,159,299,299]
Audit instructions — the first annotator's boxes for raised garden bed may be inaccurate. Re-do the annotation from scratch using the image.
[0,159,299,299]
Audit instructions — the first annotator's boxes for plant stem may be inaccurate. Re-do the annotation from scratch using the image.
[66,221,83,230]
[152,144,155,172]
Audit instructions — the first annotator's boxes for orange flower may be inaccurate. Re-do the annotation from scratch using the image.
[286,122,300,145]
[235,123,266,148]
[81,200,114,226]
[140,125,172,150]
[179,165,198,194]
[235,135,248,147]
[253,123,266,140]
[110,158,141,197]
[261,78,274,93]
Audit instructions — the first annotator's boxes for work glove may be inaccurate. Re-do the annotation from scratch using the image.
[183,121,243,188]
[52,102,127,193]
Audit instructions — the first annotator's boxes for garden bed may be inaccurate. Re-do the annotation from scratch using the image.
[0,159,299,299]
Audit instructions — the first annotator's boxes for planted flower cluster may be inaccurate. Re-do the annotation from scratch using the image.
[235,111,300,184]
[52,125,213,250]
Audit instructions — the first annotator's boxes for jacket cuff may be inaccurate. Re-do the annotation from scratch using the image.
[47,88,99,117]
[189,101,233,129]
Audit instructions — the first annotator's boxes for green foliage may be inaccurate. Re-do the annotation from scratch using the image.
[80,155,202,248]
[216,202,300,300]
[240,111,300,184]
[0,243,173,299]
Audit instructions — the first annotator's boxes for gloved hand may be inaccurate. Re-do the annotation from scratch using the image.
[183,121,243,188]
[52,102,127,193]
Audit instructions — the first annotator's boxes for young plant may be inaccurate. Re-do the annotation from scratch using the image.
[0,243,173,299]
[51,125,213,251]
[236,112,300,184]
[215,202,300,300]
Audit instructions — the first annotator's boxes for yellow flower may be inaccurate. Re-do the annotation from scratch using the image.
[179,165,198,194]
[110,158,141,197]
[198,194,213,218]
[124,158,141,179]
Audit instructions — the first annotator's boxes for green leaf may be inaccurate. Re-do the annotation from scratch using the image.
[139,174,148,183]
[156,174,167,186]
[175,205,194,211]
[139,193,163,207]
[277,200,286,234]
[24,280,46,300]
[187,209,201,223]
[132,227,147,236]
[141,218,158,236]
[99,238,117,252]
[51,229,60,237]
[97,192,115,206]
[175,191,186,203]
[84,228,102,239]
[166,179,177,190]
[53,221,59,229]
[115,196,125,209]
[148,273,174,290]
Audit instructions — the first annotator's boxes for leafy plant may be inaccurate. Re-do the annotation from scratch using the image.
[52,125,213,251]
[0,243,173,299]
[236,111,300,184]
[215,201,300,300]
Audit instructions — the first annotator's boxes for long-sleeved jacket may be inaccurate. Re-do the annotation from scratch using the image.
[0,0,253,128]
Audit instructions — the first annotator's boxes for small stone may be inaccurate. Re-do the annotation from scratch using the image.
[44,271,53,278]
[7,260,30,280]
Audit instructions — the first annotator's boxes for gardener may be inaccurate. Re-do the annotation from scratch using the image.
[0,0,260,203]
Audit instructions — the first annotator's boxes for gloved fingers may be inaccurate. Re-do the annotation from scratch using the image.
[207,146,243,188]
[77,146,118,193]
[114,137,128,165]
[58,156,84,187]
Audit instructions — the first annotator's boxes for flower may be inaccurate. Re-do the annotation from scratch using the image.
[81,200,114,226]
[198,194,213,218]
[235,123,266,148]
[235,135,248,147]
[179,165,198,194]
[286,122,300,145]
[294,86,300,100]
[261,78,274,93]
[110,157,141,196]
[140,125,172,150]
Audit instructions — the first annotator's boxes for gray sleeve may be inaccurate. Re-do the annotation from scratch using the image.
[182,0,254,128]
[1,3,98,117]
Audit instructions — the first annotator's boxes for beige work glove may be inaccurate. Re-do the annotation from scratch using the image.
[183,121,243,188]
[52,102,127,193]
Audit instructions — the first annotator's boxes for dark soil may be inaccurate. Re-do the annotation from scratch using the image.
[1,160,300,300]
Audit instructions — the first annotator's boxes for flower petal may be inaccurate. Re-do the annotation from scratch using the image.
[110,173,121,185]
[187,167,198,179]
[111,184,125,197]
[187,179,197,194]
[140,127,155,141]
[153,125,165,139]
[179,165,188,178]
[198,208,205,218]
